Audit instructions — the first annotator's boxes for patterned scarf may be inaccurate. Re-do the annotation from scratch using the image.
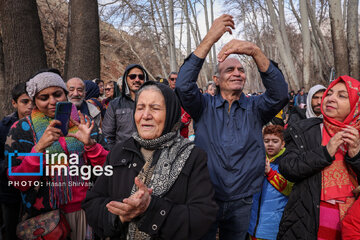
[29,106,84,208]
[127,131,195,240]
[320,76,360,218]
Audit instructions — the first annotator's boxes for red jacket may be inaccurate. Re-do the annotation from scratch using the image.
[342,197,360,239]
[180,107,191,138]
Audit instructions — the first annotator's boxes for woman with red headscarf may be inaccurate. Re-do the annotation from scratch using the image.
[277,76,360,240]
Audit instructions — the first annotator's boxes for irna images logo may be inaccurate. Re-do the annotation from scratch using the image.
[8,150,113,180]
[8,151,43,176]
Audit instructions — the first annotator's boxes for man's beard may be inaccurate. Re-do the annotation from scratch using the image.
[313,105,321,115]
[68,96,85,108]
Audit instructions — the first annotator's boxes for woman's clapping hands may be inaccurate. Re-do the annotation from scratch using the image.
[106,177,152,223]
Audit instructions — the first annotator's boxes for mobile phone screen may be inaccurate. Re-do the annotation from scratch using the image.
[54,102,72,136]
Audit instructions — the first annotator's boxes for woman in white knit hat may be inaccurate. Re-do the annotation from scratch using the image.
[6,69,109,240]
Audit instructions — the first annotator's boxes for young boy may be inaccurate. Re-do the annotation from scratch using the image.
[0,82,33,240]
[248,125,293,240]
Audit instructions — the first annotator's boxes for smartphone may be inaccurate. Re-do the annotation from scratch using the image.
[54,102,72,136]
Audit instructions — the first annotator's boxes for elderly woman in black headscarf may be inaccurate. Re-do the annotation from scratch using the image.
[83,81,217,240]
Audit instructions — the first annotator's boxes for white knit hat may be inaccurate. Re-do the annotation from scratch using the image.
[26,72,67,100]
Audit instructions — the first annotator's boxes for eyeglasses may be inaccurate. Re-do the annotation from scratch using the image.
[104,88,112,91]
[169,77,177,81]
[128,74,145,80]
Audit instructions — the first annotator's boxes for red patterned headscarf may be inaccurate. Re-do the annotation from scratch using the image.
[320,76,360,218]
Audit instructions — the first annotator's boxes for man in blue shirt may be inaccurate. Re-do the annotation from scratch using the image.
[175,14,288,240]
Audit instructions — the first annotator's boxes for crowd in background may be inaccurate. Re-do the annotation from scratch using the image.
[0,14,359,240]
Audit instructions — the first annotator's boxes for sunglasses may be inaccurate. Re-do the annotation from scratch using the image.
[169,77,177,81]
[104,88,112,91]
[128,74,145,80]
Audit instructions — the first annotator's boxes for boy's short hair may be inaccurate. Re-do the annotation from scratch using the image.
[11,82,28,102]
[263,125,284,142]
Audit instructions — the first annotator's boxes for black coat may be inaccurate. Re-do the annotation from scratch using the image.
[0,112,21,204]
[277,118,360,240]
[286,106,306,125]
[82,137,218,240]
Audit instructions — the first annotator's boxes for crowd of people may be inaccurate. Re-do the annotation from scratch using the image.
[0,14,359,240]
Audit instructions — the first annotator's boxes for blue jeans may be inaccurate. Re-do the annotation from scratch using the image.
[202,196,253,240]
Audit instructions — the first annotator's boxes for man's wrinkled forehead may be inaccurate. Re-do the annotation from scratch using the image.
[67,78,84,88]
[218,58,243,73]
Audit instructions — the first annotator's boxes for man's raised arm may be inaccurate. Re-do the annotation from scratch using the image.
[175,15,235,121]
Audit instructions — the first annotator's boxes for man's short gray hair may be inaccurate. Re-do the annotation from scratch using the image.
[213,59,245,77]
[206,82,216,90]
[168,71,178,78]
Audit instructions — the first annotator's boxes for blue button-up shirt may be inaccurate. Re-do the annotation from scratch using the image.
[175,53,288,201]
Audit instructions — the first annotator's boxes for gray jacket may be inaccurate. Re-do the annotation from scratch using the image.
[102,64,149,149]
[102,96,135,149]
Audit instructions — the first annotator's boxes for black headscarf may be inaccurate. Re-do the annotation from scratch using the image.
[134,81,181,136]
[84,80,100,100]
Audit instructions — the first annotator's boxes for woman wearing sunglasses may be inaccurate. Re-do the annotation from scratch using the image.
[102,64,148,150]
[102,81,120,110]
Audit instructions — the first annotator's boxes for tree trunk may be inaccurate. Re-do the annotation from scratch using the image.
[250,1,265,52]
[329,0,349,77]
[65,0,100,80]
[278,0,298,85]
[203,0,213,72]
[160,0,172,73]
[266,0,299,90]
[347,0,359,79]
[187,0,202,45]
[210,0,216,72]
[184,0,191,56]
[180,0,199,45]
[300,0,311,90]
[307,0,334,66]
[178,8,183,63]
[343,0,348,30]
[188,0,209,83]
[289,0,301,28]
[0,35,5,119]
[152,0,172,77]
[0,0,47,118]
[168,0,177,72]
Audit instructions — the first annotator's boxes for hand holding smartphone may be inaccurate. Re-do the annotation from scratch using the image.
[54,102,72,136]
